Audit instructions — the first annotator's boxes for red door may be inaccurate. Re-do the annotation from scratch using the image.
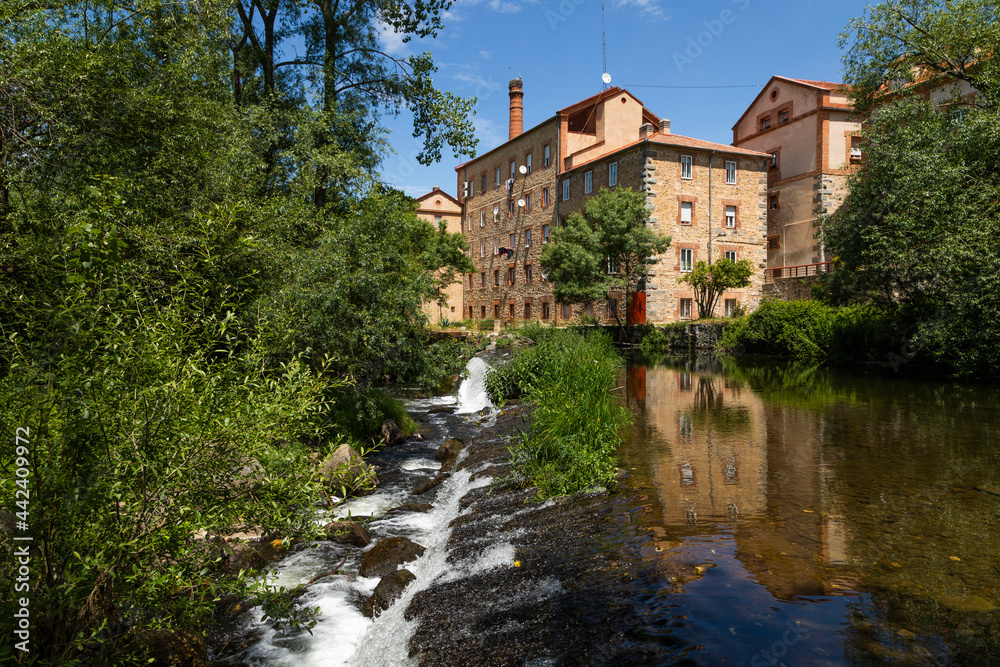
[628,292,646,326]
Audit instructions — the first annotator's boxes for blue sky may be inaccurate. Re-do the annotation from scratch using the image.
[379,0,871,197]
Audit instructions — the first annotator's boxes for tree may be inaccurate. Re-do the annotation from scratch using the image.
[823,0,1000,378]
[840,0,1000,113]
[680,258,755,319]
[540,187,671,340]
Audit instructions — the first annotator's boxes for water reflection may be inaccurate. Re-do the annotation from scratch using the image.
[621,359,1000,665]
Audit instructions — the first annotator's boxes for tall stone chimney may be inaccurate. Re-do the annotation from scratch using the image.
[509,77,524,140]
[659,118,671,135]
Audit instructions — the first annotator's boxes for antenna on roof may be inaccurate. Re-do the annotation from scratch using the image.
[601,3,609,90]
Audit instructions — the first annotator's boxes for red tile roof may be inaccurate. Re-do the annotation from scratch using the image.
[562,132,771,174]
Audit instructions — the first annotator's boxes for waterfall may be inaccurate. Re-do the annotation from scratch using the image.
[455,356,493,414]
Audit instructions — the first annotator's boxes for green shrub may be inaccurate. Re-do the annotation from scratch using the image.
[637,322,690,356]
[478,318,496,331]
[488,329,632,499]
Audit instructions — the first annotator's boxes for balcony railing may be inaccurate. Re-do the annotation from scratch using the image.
[764,261,834,284]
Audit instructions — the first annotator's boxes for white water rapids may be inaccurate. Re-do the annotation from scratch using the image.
[224,357,497,666]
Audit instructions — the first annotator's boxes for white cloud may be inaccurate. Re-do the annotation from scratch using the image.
[453,71,503,98]
[479,49,493,59]
[475,118,505,149]
[376,20,409,57]
[615,0,670,22]
[487,0,522,13]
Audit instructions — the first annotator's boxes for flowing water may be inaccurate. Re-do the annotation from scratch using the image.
[220,355,1000,666]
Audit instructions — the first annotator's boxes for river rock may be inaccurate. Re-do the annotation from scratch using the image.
[383,503,434,518]
[413,474,448,495]
[324,520,372,547]
[427,406,456,415]
[362,569,417,618]
[317,444,377,495]
[381,419,407,446]
[130,629,208,667]
[436,437,466,472]
[359,536,426,578]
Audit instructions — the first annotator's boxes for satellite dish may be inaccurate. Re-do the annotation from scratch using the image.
[517,199,526,208]
[519,165,527,175]
[602,72,612,85]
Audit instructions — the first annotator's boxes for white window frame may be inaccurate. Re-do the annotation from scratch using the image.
[680,248,693,273]
[525,229,532,247]
[509,232,515,248]
[510,160,516,179]
[495,168,501,187]
[562,180,570,201]
[543,144,551,167]
[609,162,618,187]
[725,205,737,228]
[526,153,532,174]
[467,214,472,231]
[494,237,498,255]
[725,160,737,185]
[480,240,485,257]
[543,224,550,244]
[584,170,593,194]
[681,155,693,180]
[725,250,737,262]
[725,298,737,317]
[680,298,693,319]
[681,201,693,225]
[525,193,531,212]
[480,211,485,227]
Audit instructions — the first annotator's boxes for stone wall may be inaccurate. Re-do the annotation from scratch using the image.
[763,275,820,301]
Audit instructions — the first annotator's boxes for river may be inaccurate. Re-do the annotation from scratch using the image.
[218,355,1000,665]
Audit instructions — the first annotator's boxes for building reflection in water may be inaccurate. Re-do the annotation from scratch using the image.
[623,363,855,601]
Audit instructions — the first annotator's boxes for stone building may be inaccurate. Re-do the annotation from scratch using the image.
[415,187,464,325]
[732,76,862,286]
[456,79,771,326]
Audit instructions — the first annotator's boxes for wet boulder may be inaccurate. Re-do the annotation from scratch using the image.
[359,536,426,578]
[383,503,434,519]
[381,419,407,447]
[323,520,372,547]
[317,444,377,496]
[436,438,466,473]
[362,569,416,618]
[413,474,448,495]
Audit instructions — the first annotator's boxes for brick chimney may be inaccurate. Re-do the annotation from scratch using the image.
[659,118,671,135]
[509,77,524,140]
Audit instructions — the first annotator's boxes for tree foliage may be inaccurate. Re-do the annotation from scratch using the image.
[679,257,755,319]
[825,0,1000,379]
[539,187,670,337]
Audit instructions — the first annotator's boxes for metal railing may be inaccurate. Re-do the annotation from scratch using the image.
[764,261,834,284]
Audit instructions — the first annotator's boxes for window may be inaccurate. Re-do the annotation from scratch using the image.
[543,224,550,244]
[584,170,593,194]
[767,235,781,250]
[950,106,968,123]
[680,248,693,272]
[542,302,550,319]
[562,303,572,319]
[607,256,618,274]
[493,205,500,223]
[494,304,500,318]
[481,305,486,318]
[495,168,501,187]
[467,306,472,318]
[585,302,593,317]
[609,162,618,187]
[562,180,570,200]
[725,205,737,228]
[469,180,474,197]
[467,214,472,231]
[525,229,532,247]
[769,193,779,210]
[725,250,737,262]
[434,215,442,225]
[494,269,500,286]
[509,200,515,217]
[524,302,531,319]
[543,144,551,167]
[725,299,737,317]
[494,237,498,255]
[770,152,778,170]
[468,274,474,289]
[508,303,515,318]
[525,265,533,283]
[509,232,515,248]
[680,298,693,319]
[480,211,485,227]
[481,174,486,192]
[681,155,693,179]
[680,201,693,225]
[525,153,532,174]
[481,271,486,287]
[777,109,789,125]
[608,299,618,318]
[525,193,532,212]
[510,160,516,179]
[543,187,549,207]
[480,240,485,257]
[508,267,515,286]
[760,116,771,131]
[726,160,737,185]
